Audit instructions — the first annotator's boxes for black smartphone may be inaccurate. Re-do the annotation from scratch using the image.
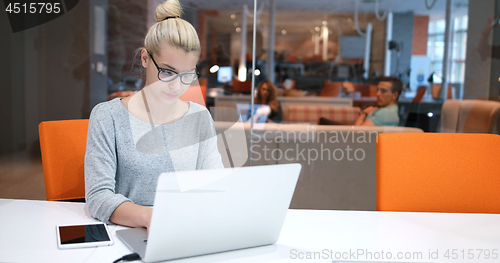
[56,223,113,249]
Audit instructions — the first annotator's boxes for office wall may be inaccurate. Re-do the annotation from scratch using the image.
[0,1,92,156]
[412,15,429,56]
[390,12,414,78]
[108,0,148,84]
[463,0,497,99]
[0,10,25,156]
[369,14,387,76]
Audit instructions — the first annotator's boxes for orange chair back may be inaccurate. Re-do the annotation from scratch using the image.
[320,81,342,97]
[431,84,453,99]
[411,86,427,103]
[377,133,500,213]
[232,79,252,93]
[39,120,89,201]
[179,84,206,106]
[354,84,377,97]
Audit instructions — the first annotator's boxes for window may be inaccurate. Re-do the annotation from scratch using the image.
[427,15,468,83]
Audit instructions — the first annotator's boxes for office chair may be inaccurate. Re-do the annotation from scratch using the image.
[39,120,89,202]
[431,84,453,99]
[320,81,341,97]
[179,79,207,106]
[441,99,500,133]
[411,86,427,103]
[376,133,500,214]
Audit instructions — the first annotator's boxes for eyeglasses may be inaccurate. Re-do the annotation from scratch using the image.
[148,53,200,85]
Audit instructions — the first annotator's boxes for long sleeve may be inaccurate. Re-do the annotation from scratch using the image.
[196,110,224,170]
[85,103,131,224]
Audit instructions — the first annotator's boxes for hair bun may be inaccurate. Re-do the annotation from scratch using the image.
[155,0,182,22]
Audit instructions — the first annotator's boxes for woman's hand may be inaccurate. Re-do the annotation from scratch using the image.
[269,101,280,112]
[140,205,153,232]
[109,201,153,231]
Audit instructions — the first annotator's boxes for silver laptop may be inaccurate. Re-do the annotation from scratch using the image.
[116,163,301,262]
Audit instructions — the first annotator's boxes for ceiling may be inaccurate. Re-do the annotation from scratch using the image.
[185,0,468,15]
[189,0,469,36]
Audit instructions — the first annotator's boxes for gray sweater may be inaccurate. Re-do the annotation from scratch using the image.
[84,98,223,223]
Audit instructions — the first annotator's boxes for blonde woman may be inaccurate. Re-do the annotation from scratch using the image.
[85,0,223,231]
[254,80,283,123]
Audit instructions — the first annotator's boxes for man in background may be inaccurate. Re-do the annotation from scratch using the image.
[354,76,403,126]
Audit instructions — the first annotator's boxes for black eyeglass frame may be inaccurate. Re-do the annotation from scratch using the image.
[148,53,201,85]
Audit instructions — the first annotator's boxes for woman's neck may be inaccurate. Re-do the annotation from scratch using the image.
[142,89,187,124]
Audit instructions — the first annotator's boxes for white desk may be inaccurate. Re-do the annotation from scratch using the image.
[1,198,499,263]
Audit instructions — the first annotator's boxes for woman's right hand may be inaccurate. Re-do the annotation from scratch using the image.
[142,206,153,233]
[109,201,153,231]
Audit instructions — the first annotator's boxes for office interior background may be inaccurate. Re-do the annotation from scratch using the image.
[0,0,498,209]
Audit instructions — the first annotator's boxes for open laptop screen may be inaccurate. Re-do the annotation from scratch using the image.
[236,103,271,123]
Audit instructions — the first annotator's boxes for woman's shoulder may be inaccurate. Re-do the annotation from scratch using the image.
[187,101,210,113]
[91,98,122,112]
[89,98,124,122]
[182,102,214,126]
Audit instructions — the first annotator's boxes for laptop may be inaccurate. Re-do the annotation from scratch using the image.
[116,163,301,262]
[236,103,271,123]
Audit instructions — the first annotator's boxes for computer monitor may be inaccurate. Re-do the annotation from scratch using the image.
[217,66,232,83]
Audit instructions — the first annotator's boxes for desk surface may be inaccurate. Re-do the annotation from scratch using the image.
[1,198,499,263]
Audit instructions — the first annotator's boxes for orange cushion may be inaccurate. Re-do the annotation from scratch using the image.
[377,133,500,213]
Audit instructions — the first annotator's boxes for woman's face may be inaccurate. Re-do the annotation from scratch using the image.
[259,83,270,101]
[141,44,198,104]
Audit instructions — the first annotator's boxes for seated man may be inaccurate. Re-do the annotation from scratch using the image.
[354,76,402,126]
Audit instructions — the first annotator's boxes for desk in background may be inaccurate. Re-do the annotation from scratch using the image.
[212,94,353,108]
[1,198,499,263]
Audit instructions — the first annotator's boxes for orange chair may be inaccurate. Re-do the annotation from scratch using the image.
[179,84,206,106]
[320,81,342,97]
[411,86,427,103]
[376,133,500,214]
[39,120,89,201]
[231,79,252,93]
[354,83,377,97]
[432,84,453,99]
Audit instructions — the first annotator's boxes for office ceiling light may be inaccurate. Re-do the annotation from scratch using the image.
[428,112,434,118]
[281,30,287,35]
[231,14,236,19]
[236,27,241,33]
[209,65,219,73]
[322,21,327,26]
[315,27,320,32]
[238,67,247,82]
[255,69,261,76]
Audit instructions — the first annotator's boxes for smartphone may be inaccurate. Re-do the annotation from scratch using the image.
[56,223,113,249]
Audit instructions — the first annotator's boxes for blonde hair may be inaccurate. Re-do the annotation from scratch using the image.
[144,0,200,57]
